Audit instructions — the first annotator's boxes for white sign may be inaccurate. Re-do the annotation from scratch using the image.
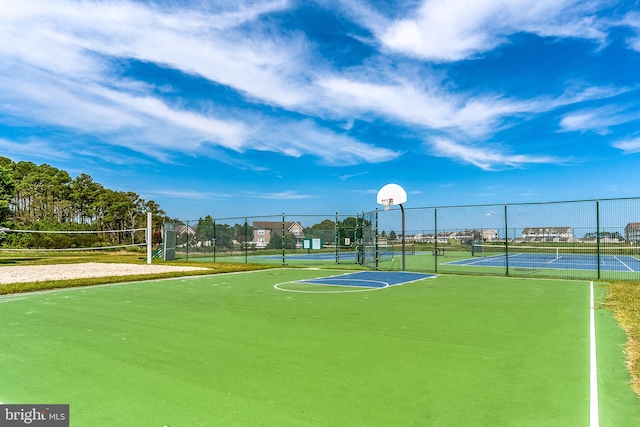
[312,238,322,250]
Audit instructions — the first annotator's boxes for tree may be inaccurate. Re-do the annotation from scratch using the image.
[337,217,358,243]
[213,223,234,249]
[71,173,104,224]
[197,216,216,243]
[304,219,336,244]
[0,157,171,249]
[267,231,297,250]
[0,165,15,223]
[0,156,13,169]
[233,222,252,243]
[10,163,72,224]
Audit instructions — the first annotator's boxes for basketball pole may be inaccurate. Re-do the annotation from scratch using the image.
[377,183,408,271]
[400,203,405,271]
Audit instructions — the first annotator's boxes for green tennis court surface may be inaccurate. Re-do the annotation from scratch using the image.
[1,270,639,426]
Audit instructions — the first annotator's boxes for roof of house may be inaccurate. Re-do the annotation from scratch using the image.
[522,227,572,233]
[175,224,196,236]
[253,221,303,231]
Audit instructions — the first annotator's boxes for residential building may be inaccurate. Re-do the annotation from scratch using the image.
[252,221,305,249]
[625,222,640,243]
[521,227,573,242]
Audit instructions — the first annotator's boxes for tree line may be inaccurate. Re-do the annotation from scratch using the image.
[0,157,168,248]
[179,216,366,252]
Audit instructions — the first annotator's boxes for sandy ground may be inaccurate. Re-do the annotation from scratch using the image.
[0,263,209,284]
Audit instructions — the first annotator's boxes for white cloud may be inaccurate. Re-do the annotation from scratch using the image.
[246,190,316,200]
[428,137,561,170]
[0,0,311,106]
[146,189,233,199]
[0,0,630,173]
[0,138,71,162]
[318,76,624,139]
[0,1,401,167]
[559,106,639,133]
[377,0,608,61]
[612,137,640,154]
[622,12,640,51]
[252,119,401,165]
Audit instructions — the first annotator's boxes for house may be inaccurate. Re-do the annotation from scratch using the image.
[175,224,197,245]
[625,222,640,243]
[521,227,573,242]
[455,229,499,242]
[405,233,434,243]
[252,221,305,249]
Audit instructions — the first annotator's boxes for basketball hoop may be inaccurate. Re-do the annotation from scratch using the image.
[376,183,408,271]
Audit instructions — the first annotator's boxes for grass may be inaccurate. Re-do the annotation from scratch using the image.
[0,272,605,425]
[3,251,640,423]
[603,281,640,398]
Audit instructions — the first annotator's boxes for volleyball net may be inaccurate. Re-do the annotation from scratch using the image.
[0,213,154,263]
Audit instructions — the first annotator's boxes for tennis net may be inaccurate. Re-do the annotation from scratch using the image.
[471,244,640,260]
[363,243,416,261]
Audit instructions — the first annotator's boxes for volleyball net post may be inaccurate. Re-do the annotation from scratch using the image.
[147,211,153,265]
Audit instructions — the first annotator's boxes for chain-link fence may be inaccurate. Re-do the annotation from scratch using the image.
[164,213,367,269]
[164,197,640,281]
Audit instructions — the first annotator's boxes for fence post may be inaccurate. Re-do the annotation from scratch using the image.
[185,220,189,262]
[335,212,339,264]
[375,208,379,270]
[244,217,248,264]
[282,213,286,266]
[504,205,509,276]
[596,200,601,280]
[434,208,438,273]
[213,219,216,262]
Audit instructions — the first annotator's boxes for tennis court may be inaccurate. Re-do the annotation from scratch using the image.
[448,247,640,272]
[1,269,639,426]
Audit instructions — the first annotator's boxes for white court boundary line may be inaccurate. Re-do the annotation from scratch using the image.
[274,272,437,294]
[274,278,389,293]
[590,281,599,427]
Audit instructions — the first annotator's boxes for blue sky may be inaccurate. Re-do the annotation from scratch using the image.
[1,0,640,220]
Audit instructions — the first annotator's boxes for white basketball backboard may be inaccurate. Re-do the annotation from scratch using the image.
[377,183,407,207]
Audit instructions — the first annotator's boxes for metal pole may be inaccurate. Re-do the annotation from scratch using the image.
[504,205,509,276]
[244,217,248,264]
[335,212,339,264]
[146,211,152,264]
[375,208,379,270]
[400,203,406,271]
[596,200,601,280]
[282,213,286,266]
[434,208,438,273]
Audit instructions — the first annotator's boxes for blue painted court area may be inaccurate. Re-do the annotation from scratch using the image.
[449,252,640,272]
[299,271,435,288]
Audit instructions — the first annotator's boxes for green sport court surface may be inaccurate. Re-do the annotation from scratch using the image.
[1,269,639,426]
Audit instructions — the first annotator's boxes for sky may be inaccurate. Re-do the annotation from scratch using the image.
[1,0,640,221]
